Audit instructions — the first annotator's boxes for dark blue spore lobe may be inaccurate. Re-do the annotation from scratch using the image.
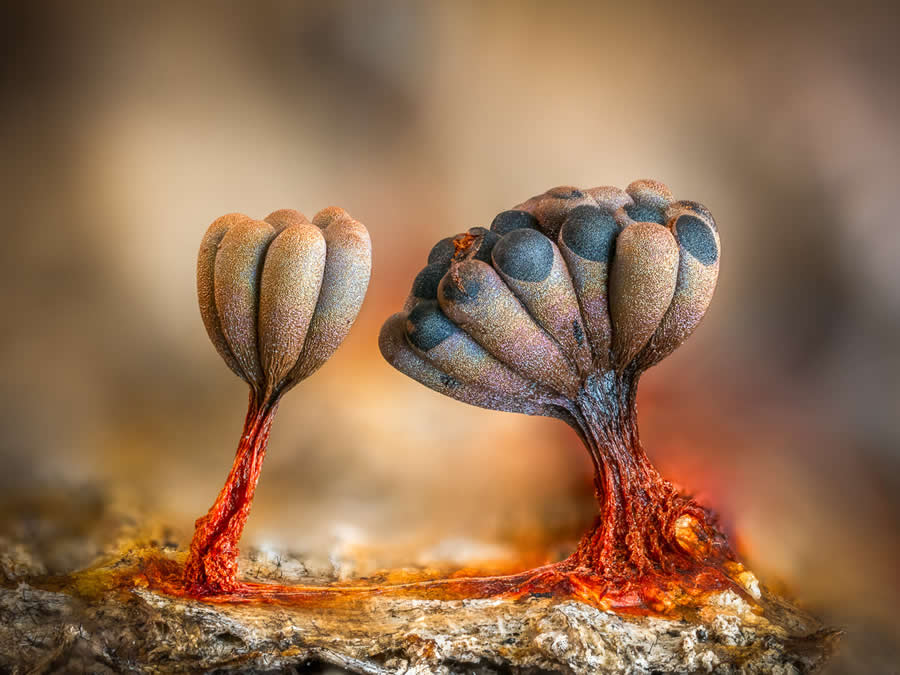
[428,237,456,266]
[561,205,619,262]
[406,300,456,351]
[675,215,718,265]
[625,203,666,225]
[671,201,716,231]
[492,228,554,282]
[439,274,482,304]
[412,262,449,299]
[490,210,539,235]
[468,228,501,263]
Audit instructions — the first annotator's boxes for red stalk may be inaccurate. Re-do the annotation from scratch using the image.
[183,391,278,595]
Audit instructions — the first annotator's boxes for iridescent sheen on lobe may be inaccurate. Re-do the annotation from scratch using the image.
[437,259,581,397]
[492,229,592,376]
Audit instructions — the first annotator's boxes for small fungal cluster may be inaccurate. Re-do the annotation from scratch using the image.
[186,206,371,594]
[380,180,726,582]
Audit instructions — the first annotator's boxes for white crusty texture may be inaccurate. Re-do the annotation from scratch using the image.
[0,539,840,674]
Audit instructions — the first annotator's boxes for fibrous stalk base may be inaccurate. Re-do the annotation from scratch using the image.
[183,391,278,595]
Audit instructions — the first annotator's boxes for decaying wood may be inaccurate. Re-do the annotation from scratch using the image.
[0,492,839,674]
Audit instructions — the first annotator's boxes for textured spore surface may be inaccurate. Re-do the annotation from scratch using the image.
[490,209,540,235]
[676,214,719,265]
[561,205,619,261]
[492,228,555,282]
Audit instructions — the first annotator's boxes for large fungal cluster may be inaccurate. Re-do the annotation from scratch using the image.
[380,180,719,419]
[184,182,724,594]
[199,207,371,402]
[380,180,724,578]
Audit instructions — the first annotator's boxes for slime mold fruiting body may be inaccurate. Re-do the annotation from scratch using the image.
[185,207,371,595]
[163,181,746,615]
[380,180,731,590]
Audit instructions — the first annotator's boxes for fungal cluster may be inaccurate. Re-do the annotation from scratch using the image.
[381,180,719,418]
[198,207,371,401]
[183,181,728,596]
[186,206,370,594]
[380,180,726,580]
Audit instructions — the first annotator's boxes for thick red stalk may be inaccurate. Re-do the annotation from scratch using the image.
[562,370,720,579]
[183,391,278,595]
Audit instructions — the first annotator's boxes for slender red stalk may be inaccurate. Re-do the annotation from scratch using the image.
[183,391,279,595]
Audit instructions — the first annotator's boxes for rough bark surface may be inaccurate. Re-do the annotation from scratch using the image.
[0,493,839,674]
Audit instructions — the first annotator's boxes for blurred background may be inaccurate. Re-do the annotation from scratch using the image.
[1,1,898,671]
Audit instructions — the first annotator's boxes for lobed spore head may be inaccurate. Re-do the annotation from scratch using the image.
[198,206,371,400]
[381,180,720,415]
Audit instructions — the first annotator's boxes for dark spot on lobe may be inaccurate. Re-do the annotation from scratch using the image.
[439,373,460,388]
[572,319,584,346]
[560,205,619,262]
[467,227,500,263]
[492,228,554,282]
[412,262,449,299]
[490,210,539,235]
[625,203,665,225]
[675,215,718,265]
[671,200,716,231]
[428,237,456,265]
[439,273,482,304]
[406,300,457,351]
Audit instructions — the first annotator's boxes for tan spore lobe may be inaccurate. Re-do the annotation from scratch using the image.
[379,312,570,421]
[198,213,251,379]
[258,223,326,394]
[609,221,680,370]
[288,207,372,382]
[405,301,547,400]
[213,218,277,388]
[264,208,311,232]
[492,230,592,376]
[557,205,621,370]
[637,204,721,368]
